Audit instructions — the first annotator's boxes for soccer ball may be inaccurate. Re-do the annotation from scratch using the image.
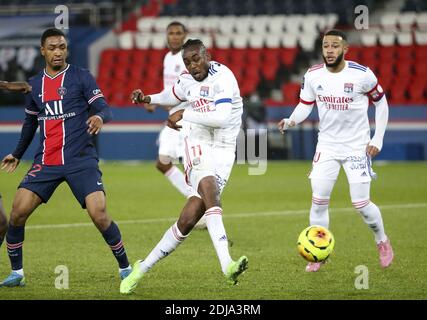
[297,225,335,262]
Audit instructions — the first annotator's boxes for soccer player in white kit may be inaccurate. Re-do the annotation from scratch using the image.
[143,22,207,228]
[279,30,394,272]
[120,39,248,294]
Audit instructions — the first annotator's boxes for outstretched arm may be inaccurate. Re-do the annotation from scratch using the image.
[0,81,32,93]
[132,87,183,107]
[278,101,314,134]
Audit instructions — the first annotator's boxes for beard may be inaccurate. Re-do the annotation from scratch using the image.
[323,51,344,67]
[52,64,62,71]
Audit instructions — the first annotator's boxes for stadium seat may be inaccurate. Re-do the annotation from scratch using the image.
[281,82,300,105]
[408,82,426,104]
[137,17,155,32]
[360,32,378,46]
[380,13,399,32]
[398,12,416,32]
[396,32,413,46]
[378,33,396,46]
[397,45,414,61]
[280,47,299,67]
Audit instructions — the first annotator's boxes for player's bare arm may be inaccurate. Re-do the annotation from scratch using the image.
[86,115,103,135]
[0,81,32,93]
[366,145,380,158]
[1,154,20,173]
[167,109,184,131]
[278,119,296,134]
[131,89,151,104]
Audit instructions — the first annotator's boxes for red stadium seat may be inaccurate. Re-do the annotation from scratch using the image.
[378,46,396,64]
[211,48,229,64]
[395,63,413,76]
[397,45,414,62]
[389,82,409,105]
[246,48,263,64]
[407,82,426,104]
[415,45,427,61]
[280,47,299,67]
[261,61,279,81]
[346,45,362,62]
[282,82,300,105]
[263,48,280,63]
[414,61,427,77]
[377,63,394,79]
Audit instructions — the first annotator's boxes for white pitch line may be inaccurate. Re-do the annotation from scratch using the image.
[25,202,427,231]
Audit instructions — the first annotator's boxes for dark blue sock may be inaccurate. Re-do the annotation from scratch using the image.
[6,224,25,270]
[101,221,129,269]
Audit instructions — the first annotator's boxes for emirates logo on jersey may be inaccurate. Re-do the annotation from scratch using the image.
[318,94,353,111]
[191,98,213,113]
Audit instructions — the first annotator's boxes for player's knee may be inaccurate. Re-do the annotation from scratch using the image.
[91,213,111,230]
[352,198,371,211]
[177,216,195,235]
[10,203,30,225]
[197,176,220,207]
[156,158,172,173]
[0,212,7,234]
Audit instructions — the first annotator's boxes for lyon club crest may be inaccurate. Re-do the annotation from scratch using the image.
[57,86,67,96]
[344,83,353,93]
[200,86,209,97]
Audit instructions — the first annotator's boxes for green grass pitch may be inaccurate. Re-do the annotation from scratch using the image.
[0,161,426,300]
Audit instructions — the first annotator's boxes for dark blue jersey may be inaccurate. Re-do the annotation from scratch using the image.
[13,64,112,165]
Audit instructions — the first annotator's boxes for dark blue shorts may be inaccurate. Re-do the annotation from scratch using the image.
[18,159,104,209]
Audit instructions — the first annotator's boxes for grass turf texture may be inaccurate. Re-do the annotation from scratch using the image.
[0,161,426,299]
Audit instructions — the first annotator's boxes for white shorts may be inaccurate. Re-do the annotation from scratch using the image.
[183,136,235,196]
[158,125,185,159]
[309,151,372,183]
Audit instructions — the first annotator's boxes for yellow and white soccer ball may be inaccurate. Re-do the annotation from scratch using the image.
[297,225,335,262]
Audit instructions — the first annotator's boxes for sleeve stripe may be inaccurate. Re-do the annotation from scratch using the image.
[300,98,315,105]
[215,98,232,105]
[88,93,104,104]
[366,82,378,94]
[172,86,185,102]
[25,108,39,115]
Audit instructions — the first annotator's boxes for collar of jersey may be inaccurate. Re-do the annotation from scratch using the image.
[43,64,70,79]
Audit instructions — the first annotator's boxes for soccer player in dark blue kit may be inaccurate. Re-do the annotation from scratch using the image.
[0,80,32,261]
[0,28,131,287]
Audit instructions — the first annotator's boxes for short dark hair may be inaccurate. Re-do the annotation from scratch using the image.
[41,28,66,46]
[167,21,187,32]
[182,39,207,55]
[324,29,347,42]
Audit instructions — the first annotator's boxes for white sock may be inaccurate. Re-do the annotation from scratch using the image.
[350,182,387,244]
[310,179,334,228]
[139,222,187,273]
[355,201,387,243]
[165,166,193,198]
[13,268,24,276]
[310,196,330,228]
[205,206,232,274]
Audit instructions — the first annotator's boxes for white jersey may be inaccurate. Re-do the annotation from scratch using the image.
[300,60,384,155]
[163,51,187,114]
[174,61,243,148]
